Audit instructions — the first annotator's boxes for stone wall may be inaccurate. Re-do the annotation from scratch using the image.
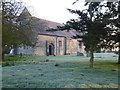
[34,34,84,56]
[66,39,73,54]
[34,35,55,56]
[56,37,65,55]
[34,35,66,56]
[17,45,33,55]
[66,38,84,55]
[71,39,80,54]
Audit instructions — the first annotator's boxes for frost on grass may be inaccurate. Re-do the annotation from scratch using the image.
[2,54,119,88]
[79,83,118,88]
[64,84,75,88]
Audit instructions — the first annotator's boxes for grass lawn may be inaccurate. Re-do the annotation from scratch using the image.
[2,53,120,88]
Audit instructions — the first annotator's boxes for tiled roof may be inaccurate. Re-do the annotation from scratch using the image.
[19,7,82,40]
[39,30,82,38]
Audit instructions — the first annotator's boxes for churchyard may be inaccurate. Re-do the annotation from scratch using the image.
[1,53,120,88]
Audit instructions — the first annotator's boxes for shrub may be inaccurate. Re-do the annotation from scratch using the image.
[2,61,15,67]
[55,63,59,67]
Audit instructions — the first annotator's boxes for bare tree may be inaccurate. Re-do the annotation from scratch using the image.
[2,0,33,60]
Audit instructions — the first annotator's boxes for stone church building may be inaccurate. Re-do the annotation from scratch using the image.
[34,31,84,56]
[12,7,85,56]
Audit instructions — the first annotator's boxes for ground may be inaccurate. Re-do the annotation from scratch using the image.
[2,53,120,88]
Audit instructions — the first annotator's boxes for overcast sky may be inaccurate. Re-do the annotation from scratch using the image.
[23,0,87,23]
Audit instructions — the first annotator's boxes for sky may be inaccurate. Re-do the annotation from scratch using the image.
[23,0,87,24]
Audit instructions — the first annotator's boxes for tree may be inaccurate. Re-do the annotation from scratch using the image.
[103,1,120,64]
[2,0,33,60]
[0,6,2,61]
[58,1,113,68]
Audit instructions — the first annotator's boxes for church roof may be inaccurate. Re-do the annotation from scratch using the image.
[39,30,82,38]
[19,7,32,17]
[19,7,81,38]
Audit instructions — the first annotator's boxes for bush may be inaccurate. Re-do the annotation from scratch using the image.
[2,55,27,67]
[55,63,59,67]
[2,61,15,67]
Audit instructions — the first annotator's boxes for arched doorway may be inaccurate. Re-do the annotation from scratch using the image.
[49,43,54,55]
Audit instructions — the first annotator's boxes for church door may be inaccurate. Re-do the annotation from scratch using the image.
[49,44,54,55]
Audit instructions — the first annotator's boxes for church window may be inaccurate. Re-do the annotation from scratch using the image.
[59,41,62,47]
[79,42,82,48]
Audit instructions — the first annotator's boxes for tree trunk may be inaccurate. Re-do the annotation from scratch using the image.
[118,50,120,64]
[2,47,5,61]
[118,42,120,64]
[90,50,94,68]
[2,52,4,61]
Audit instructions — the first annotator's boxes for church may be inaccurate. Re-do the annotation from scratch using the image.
[14,7,85,56]
[34,31,84,56]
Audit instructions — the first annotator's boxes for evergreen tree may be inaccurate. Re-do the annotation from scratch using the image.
[103,1,120,64]
[58,1,115,67]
